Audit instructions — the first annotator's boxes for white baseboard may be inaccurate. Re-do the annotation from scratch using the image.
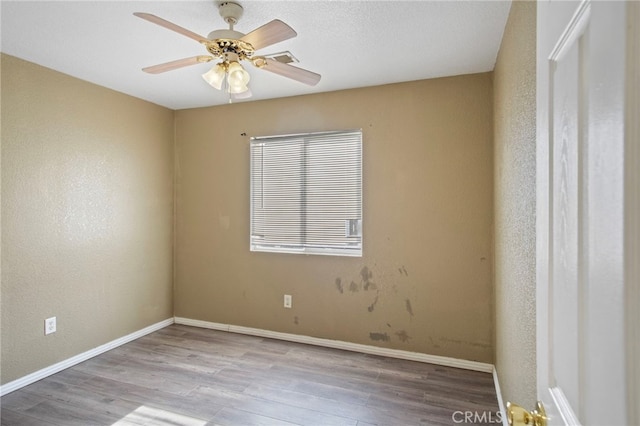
[0,318,174,397]
[174,316,494,373]
[2,316,497,397]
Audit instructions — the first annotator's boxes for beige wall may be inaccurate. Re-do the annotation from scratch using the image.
[0,54,175,384]
[174,74,495,362]
[1,51,498,385]
[493,1,537,406]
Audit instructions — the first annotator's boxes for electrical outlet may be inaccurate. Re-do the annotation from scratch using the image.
[284,294,292,308]
[45,317,56,335]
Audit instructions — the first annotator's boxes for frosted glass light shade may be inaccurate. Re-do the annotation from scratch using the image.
[202,64,225,90]
[227,61,250,93]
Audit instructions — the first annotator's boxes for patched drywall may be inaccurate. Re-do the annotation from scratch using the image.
[0,54,174,384]
[493,1,537,407]
[174,74,494,362]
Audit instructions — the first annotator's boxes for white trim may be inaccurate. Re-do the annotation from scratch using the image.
[492,367,509,426]
[548,0,591,63]
[174,317,494,373]
[0,318,174,397]
[626,3,640,423]
[550,386,581,426]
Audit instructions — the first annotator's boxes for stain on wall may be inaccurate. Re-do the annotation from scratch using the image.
[405,299,415,319]
[369,332,391,342]
[336,265,420,345]
[338,267,380,294]
[367,293,379,313]
[395,330,412,343]
[361,266,376,291]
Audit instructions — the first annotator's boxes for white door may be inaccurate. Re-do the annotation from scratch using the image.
[535,1,639,425]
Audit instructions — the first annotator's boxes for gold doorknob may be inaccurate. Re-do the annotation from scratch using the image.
[506,401,547,426]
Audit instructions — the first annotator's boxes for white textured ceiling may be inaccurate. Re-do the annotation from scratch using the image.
[1,1,511,110]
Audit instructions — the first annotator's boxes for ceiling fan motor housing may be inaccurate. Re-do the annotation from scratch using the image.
[218,2,243,26]
[204,35,254,60]
[205,2,253,60]
[207,29,245,40]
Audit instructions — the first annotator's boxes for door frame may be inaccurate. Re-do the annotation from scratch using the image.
[625,2,640,423]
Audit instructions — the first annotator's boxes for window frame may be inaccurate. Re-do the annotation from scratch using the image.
[249,129,363,257]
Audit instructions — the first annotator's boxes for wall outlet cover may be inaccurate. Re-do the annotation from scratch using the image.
[45,317,56,335]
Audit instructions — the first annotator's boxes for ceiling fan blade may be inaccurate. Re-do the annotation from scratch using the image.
[134,12,207,43]
[241,20,296,51]
[261,58,321,86]
[142,55,213,74]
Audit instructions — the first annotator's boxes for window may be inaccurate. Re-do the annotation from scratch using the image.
[250,130,362,257]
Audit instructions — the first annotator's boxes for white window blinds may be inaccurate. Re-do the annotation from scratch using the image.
[250,130,362,257]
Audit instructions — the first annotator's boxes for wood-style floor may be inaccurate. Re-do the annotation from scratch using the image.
[1,325,500,425]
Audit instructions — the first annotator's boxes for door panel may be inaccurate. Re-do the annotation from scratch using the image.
[550,33,583,414]
[537,1,629,424]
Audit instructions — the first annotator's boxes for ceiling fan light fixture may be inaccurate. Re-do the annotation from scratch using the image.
[228,82,249,94]
[227,61,250,86]
[202,63,226,90]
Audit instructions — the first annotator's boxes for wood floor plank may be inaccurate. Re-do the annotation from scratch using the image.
[74,356,200,397]
[0,325,500,425]
[20,399,122,426]
[216,396,357,426]
[20,378,143,420]
[207,407,298,426]
[0,407,59,426]
[241,383,370,421]
[78,376,225,421]
[288,380,371,405]
[208,366,297,392]
[111,405,209,426]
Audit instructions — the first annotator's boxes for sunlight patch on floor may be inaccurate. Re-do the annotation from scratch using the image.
[111,405,208,426]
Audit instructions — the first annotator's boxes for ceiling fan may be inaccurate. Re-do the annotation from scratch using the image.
[134,1,321,100]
